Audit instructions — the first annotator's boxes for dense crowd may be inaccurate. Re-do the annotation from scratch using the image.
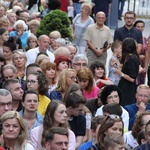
[0,0,149,150]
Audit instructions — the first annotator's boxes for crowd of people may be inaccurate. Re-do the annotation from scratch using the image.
[0,0,149,150]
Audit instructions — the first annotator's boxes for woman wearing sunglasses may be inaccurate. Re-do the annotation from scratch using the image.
[89,114,124,150]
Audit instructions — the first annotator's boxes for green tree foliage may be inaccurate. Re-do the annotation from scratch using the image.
[36,10,72,40]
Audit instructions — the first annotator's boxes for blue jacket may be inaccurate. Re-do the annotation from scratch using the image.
[134,143,150,150]
[124,103,150,130]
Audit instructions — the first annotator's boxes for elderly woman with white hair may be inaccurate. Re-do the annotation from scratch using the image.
[9,20,29,48]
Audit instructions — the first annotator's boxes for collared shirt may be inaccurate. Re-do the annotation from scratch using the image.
[84,23,112,48]
[19,110,43,136]
[26,47,55,66]
[114,26,143,44]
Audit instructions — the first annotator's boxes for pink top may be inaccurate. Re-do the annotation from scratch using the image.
[83,86,99,100]
[30,125,76,150]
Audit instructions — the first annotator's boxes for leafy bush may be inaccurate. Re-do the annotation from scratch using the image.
[36,9,72,40]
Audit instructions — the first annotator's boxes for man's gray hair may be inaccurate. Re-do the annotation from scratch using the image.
[72,54,88,64]
[0,89,11,97]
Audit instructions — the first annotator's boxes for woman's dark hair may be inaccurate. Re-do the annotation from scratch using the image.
[3,37,17,52]
[121,38,139,64]
[132,111,150,139]
[90,60,106,78]
[22,89,38,102]
[0,28,7,35]
[48,0,61,10]
[97,115,123,149]
[137,129,146,145]
[134,20,145,28]
[26,71,48,95]
[0,54,6,65]
[101,85,122,105]
[11,36,22,49]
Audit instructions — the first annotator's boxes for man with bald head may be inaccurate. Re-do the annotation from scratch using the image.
[84,11,112,67]
[26,34,55,65]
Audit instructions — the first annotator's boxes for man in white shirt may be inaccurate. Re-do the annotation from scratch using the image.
[26,34,55,65]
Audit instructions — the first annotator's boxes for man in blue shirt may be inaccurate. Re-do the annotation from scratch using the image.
[78,116,104,150]
[114,11,142,54]
[124,84,150,130]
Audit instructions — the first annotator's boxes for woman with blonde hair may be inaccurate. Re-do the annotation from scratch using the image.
[7,11,17,31]
[12,49,27,83]
[28,20,40,36]
[50,68,77,101]
[77,67,99,100]
[1,111,34,150]
[25,35,38,51]
[0,18,10,30]
[72,3,94,54]
[35,54,50,66]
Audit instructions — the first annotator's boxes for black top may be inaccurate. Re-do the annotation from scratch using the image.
[114,26,143,44]
[85,98,99,117]
[68,114,86,136]
[119,54,140,106]
[72,0,80,3]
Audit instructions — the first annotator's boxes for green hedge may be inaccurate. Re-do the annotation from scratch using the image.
[36,9,72,41]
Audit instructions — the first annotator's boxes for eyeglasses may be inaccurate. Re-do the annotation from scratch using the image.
[137,94,149,99]
[67,76,78,81]
[27,80,37,84]
[103,114,121,124]
[0,102,12,108]
[74,63,87,67]
[107,95,119,101]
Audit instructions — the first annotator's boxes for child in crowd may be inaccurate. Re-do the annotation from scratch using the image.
[104,134,125,150]
[108,40,122,85]
[67,0,74,24]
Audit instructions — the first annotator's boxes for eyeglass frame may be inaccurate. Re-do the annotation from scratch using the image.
[26,79,38,84]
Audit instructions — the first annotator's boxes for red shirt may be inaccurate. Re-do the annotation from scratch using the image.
[97,77,108,89]
[60,0,68,12]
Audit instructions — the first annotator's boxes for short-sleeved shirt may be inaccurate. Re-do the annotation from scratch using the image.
[68,114,86,136]
[84,23,112,65]
[114,26,143,44]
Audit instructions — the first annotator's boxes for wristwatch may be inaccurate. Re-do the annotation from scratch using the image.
[121,73,124,77]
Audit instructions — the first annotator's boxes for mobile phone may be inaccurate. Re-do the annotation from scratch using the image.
[103,41,108,49]
[113,63,118,68]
